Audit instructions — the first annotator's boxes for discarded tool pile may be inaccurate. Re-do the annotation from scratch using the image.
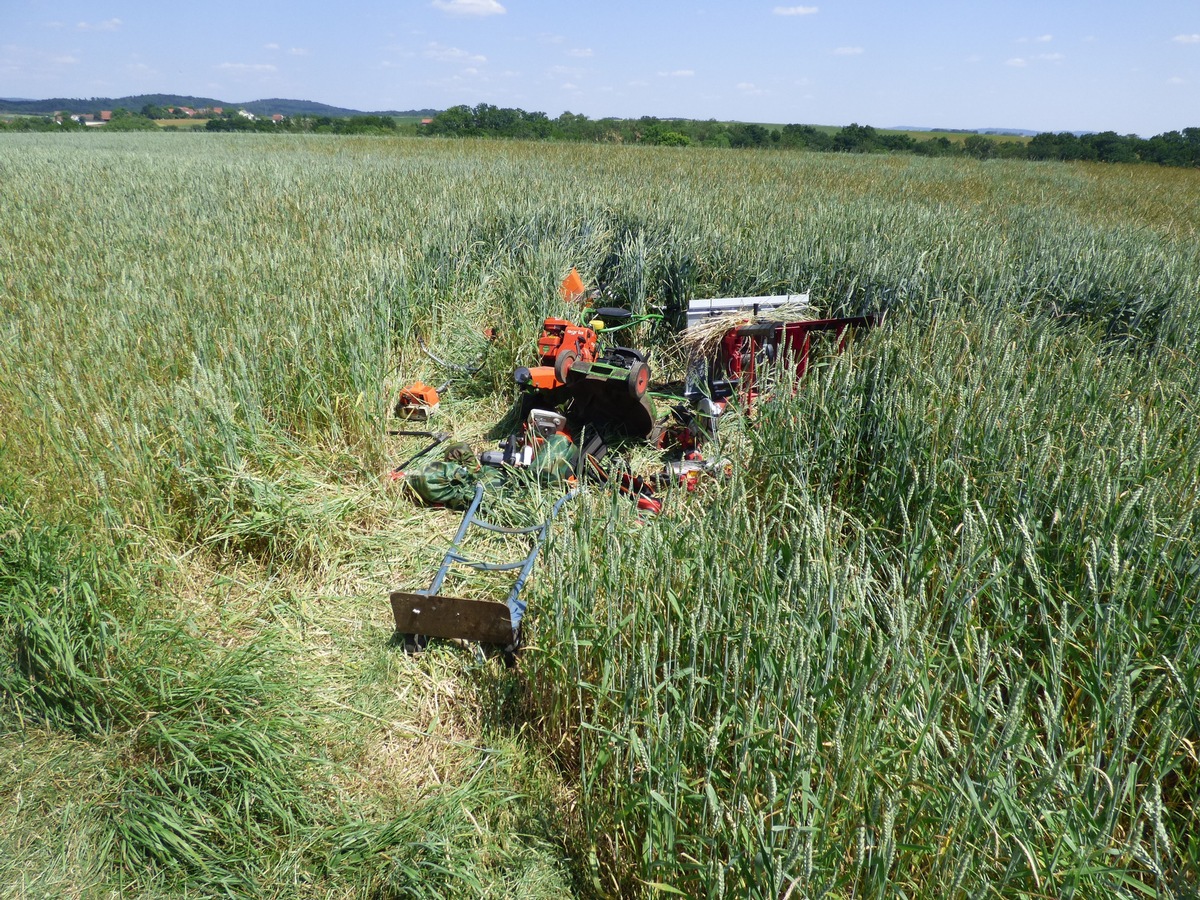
[387,270,877,660]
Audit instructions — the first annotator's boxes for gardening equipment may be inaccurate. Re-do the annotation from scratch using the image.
[479,409,594,478]
[390,484,577,662]
[517,302,655,395]
[567,343,650,400]
[684,292,879,406]
[663,454,733,491]
[394,380,448,420]
[394,328,496,419]
[685,292,812,328]
[519,317,602,390]
[515,302,660,441]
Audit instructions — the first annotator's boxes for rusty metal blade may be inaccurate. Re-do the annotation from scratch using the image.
[389,591,515,645]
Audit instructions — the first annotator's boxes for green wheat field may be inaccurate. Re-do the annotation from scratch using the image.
[1,133,1197,899]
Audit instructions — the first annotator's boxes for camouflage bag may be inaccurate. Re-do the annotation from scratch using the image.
[529,433,578,483]
[403,460,480,509]
[401,443,485,509]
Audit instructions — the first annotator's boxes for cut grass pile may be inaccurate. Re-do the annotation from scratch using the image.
[0,132,1197,898]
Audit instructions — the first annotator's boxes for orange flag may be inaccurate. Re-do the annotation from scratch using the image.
[559,267,586,304]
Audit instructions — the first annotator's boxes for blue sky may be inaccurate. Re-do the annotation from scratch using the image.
[2,0,1198,135]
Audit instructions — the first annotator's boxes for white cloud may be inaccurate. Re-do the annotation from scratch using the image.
[737,81,767,95]
[76,18,121,32]
[1167,75,1187,84]
[52,54,80,65]
[1035,34,1053,42]
[1006,57,1028,67]
[432,0,506,16]
[217,62,278,72]
[289,47,309,56]
[567,48,594,58]
[425,42,486,64]
[264,42,280,50]
[773,5,818,15]
[561,82,579,90]
[1038,52,1065,61]
[832,46,863,55]
[657,69,695,77]
[1172,34,1200,44]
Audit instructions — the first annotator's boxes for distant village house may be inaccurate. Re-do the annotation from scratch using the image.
[67,110,111,126]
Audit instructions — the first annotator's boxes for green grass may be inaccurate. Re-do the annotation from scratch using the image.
[154,118,207,129]
[1,133,1197,898]
[886,128,1030,144]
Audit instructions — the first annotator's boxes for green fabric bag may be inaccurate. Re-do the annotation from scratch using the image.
[404,460,480,509]
[529,433,578,482]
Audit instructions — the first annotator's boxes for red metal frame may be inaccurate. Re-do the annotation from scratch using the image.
[714,314,878,401]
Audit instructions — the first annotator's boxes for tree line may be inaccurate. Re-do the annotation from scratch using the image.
[0,110,402,135]
[204,114,400,134]
[4,101,1198,167]
[422,104,1200,167]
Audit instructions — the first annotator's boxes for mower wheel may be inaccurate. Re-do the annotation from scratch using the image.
[626,360,650,398]
[554,350,578,384]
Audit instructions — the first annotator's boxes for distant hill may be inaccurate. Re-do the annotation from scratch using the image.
[0,94,437,118]
[978,128,1043,137]
[891,125,1042,137]
[239,98,436,118]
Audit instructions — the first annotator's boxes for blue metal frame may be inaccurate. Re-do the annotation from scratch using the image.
[417,484,578,634]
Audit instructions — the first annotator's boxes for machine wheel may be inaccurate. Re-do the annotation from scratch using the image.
[400,633,429,654]
[501,626,522,669]
[626,360,650,398]
[554,350,578,384]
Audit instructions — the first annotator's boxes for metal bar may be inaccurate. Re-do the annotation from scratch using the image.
[393,432,450,472]
[503,489,580,631]
[425,484,485,596]
[468,519,547,535]
[447,555,530,572]
[686,293,810,328]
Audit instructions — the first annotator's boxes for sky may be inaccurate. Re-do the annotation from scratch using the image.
[2,1,1198,136]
